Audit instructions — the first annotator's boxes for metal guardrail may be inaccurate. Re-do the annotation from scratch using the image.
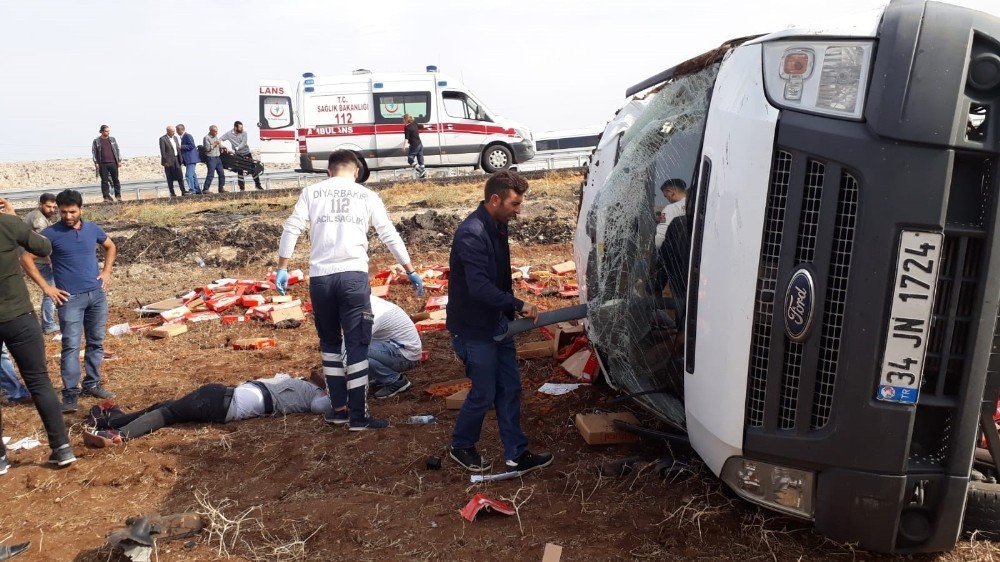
[2,148,595,207]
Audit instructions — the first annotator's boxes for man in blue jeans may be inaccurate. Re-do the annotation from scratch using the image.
[0,345,30,404]
[275,150,423,430]
[368,295,422,399]
[22,193,59,333]
[177,124,201,194]
[446,170,552,474]
[21,189,117,413]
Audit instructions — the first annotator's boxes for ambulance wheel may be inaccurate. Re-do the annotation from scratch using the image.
[964,481,1000,538]
[356,155,370,183]
[481,145,512,173]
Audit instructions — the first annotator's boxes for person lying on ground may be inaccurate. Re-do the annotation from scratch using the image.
[0,197,77,472]
[82,373,332,447]
[368,295,422,399]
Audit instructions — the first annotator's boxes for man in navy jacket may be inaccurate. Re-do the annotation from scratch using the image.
[446,171,552,474]
[177,124,201,194]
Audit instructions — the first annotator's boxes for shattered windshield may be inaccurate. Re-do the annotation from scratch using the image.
[586,65,718,428]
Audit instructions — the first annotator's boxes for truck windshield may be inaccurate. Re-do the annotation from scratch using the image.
[585,64,719,427]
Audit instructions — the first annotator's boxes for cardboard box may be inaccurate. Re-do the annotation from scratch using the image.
[371,284,389,298]
[159,305,191,322]
[149,323,188,338]
[517,340,554,360]
[233,338,277,350]
[425,378,471,397]
[270,305,305,324]
[551,261,576,275]
[241,295,266,308]
[142,297,186,313]
[561,349,599,383]
[207,294,241,313]
[542,544,563,562]
[185,311,221,323]
[415,318,446,333]
[446,388,469,410]
[221,314,248,324]
[271,295,292,304]
[425,295,448,311]
[574,412,641,445]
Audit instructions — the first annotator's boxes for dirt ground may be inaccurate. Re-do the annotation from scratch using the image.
[0,174,996,561]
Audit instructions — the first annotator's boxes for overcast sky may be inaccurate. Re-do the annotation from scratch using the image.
[0,0,996,161]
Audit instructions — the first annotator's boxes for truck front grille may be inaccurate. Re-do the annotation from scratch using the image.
[746,150,858,432]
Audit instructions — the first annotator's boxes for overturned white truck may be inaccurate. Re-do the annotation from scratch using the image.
[575,0,1000,553]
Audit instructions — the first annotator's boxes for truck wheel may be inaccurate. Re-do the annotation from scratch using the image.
[481,145,512,173]
[964,481,1000,538]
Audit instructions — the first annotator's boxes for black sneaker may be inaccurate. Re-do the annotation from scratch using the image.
[348,417,389,431]
[450,447,492,472]
[47,444,77,467]
[82,385,115,399]
[506,450,554,474]
[61,395,78,413]
[0,455,9,475]
[324,409,348,425]
[374,376,412,399]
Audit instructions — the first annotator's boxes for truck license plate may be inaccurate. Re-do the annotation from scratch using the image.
[877,230,943,404]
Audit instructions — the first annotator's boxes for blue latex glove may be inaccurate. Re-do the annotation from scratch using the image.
[407,271,425,297]
[274,268,289,295]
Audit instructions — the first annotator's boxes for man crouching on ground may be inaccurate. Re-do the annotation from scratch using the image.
[446,170,552,474]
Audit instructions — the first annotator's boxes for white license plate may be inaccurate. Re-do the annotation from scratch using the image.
[877,230,944,404]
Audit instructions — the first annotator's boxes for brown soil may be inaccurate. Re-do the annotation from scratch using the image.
[0,187,991,561]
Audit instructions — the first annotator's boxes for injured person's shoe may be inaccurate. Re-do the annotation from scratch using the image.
[83,429,122,448]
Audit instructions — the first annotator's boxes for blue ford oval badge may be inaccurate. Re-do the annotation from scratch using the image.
[784,269,816,342]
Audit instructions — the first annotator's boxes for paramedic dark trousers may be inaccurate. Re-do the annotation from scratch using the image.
[235,152,262,190]
[98,162,122,199]
[311,272,373,423]
[450,333,528,462]
[103,383,232,439]
[0,312,71,456]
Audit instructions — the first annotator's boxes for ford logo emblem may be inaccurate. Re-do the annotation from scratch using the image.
[784,269,816,342]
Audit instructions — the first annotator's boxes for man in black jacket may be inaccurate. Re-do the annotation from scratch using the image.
[0,198,76,473]
[445,171,552,474]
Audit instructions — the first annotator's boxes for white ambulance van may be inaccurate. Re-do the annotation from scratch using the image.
[258,67,534,181]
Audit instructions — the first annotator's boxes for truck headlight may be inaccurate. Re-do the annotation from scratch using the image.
[720,457,816,519]
[762,40,874,120]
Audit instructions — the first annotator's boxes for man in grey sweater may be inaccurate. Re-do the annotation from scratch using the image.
[221,121,263,191]
[82,373,332,447]
[202,125,227,193]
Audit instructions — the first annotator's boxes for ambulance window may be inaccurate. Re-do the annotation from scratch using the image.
[443,91,490,121]
[374,92,431,124]
[259,96,292,129]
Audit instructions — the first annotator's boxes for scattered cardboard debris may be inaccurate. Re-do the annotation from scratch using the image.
[517,340,554,360]
[270,305,305,325]
[445,388,469,410]
[149,323,188,338]
[232,338,277,350]
[561,348,599,383]
[542,543,563,562]
[425,378,471,397]
[574,412,641,445]
[460,494,516,522]
[271,295,292,304]
[550,260,576,275]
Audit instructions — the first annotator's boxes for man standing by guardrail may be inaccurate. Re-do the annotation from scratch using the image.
[202,125,226,193]
[91,125,122,202]
[177,124,201,195]
[158,126,187,197]
[22,193,59,334]
[222,121,263,191]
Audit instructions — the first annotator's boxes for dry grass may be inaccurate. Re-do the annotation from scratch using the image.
[379,170,582,210]
[87,194,299,227]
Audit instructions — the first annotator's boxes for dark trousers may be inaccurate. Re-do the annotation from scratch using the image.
[98,162,121,198]
[0,312,70,456]
[407,144,425,168]
[235,152,262,190]
[450,332,528,461]
[164,161,186,196]
[311,271,373,423]
[107,383,232,439]
[204,156,225,192]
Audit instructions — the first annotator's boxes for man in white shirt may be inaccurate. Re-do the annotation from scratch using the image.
[654,178,687,249]
[368,295,422,399]
[275,150,424,431]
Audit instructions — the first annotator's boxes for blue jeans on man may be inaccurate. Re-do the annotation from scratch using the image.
[368,340,420,386]
[185,163,201,194]
[58,289,108,399]
[407,144,425,169]
[204,157,225,193]
[450,332,528,462]
[310,271,373,423]
[36,262,58,333]
[0,345,29,402]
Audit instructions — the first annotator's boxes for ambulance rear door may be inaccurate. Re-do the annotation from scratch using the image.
[258,80,296,164]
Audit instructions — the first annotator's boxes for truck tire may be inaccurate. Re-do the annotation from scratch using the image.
[964,481,1000,538]
[481,144,512,173]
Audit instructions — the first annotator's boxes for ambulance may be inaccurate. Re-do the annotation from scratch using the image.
[257,67,534,181]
